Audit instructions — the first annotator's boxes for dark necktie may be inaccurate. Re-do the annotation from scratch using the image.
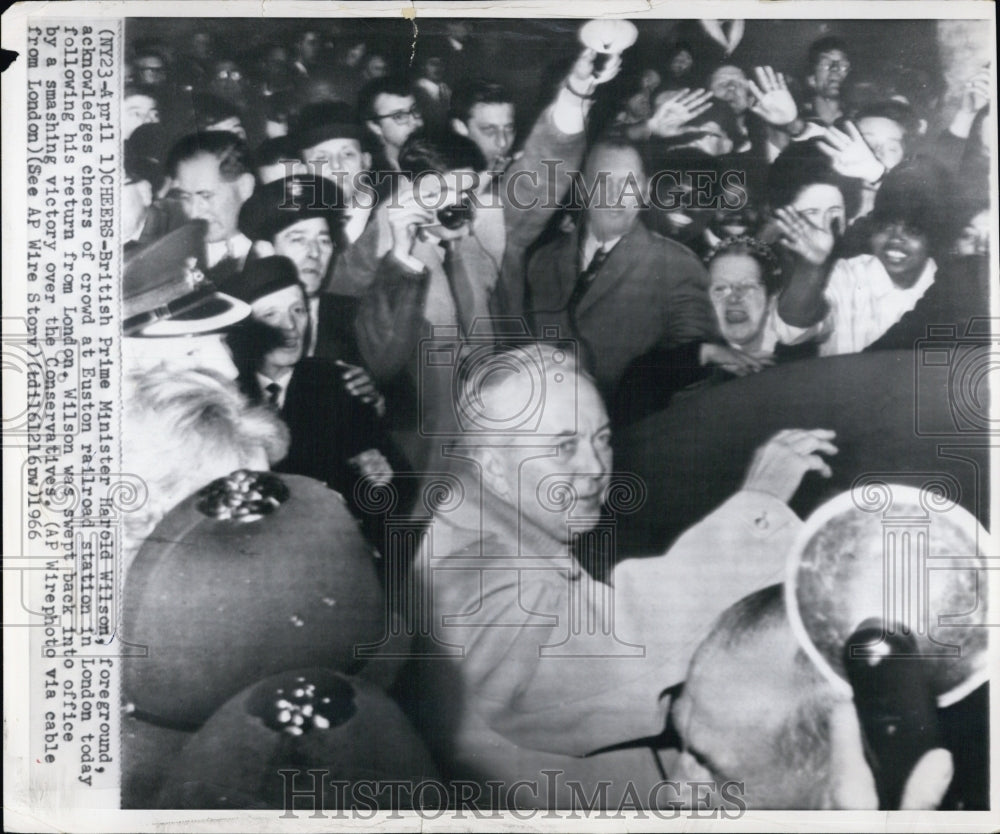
[265,382,281,407]
[568,245,610,317]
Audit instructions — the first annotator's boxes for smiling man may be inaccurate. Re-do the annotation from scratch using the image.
[411,345,839,808]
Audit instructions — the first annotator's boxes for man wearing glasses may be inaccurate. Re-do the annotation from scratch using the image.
[801,36,851,127]
[359,76,425,173]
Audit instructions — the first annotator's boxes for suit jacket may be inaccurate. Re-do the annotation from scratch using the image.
[413,457,797,807]
[313,292,363,365]
[526,221,719,397]
[240,357,379,500]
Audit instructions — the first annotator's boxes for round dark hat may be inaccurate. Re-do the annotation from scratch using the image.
[291,100,365,153]
[155,668,438,809]
[238,174,347,242]
[220,255,301,305]
[123,470,389,726]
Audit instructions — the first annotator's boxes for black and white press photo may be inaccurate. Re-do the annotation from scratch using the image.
[1,3,997,830]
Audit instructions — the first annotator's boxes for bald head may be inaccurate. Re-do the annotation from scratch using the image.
[462,345,612,544]
[671,585,840,808]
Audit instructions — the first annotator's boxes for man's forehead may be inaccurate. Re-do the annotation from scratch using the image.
[818,49,848,63]
[125,94,156,108]
[585,144,643,176]
[306,136,362,154]
[375,93,413,110]
[469,102,515,124]
[712,66,746,84]
[175,153,226,184]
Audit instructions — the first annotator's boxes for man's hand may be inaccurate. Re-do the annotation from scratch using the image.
[647,88,714,138]
[823,701,954,809]
[747,66,798,127]
[741,428,838,503]
[949,67,991,140]
[960,68,991,115]
[700,343,774,376]
[348,448,394,487]
[336,360,386,417]
[566,47,622,97]
[774,206,837,265]
[817,122,885,184]
[387,179,433,270]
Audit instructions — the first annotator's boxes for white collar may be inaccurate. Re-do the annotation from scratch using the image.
[205,233,252,267]
[343,205,373,244]
[256,368,294,408]
[868,256,936,301]
[581,232,623,268]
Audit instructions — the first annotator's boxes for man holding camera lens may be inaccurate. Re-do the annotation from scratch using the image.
[339,45,623,464]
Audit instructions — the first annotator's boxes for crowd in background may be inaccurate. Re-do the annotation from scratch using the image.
[119,17,993,811]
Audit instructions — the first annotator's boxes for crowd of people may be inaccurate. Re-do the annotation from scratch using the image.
[120,18,992,811]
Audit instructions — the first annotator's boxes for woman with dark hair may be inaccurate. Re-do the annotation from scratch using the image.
[772,158,961,356]
[661,40,696,90]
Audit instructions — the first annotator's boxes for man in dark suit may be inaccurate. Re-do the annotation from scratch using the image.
[224,257,399,538]
[525,137,763,401]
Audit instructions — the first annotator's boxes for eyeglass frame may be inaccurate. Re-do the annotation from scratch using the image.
[374,105,423,125]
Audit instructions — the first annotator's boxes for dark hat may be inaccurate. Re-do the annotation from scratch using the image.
[123,221,252,337]
[156,669,438,808]
[191,92,242,131]
[125,122,169,191]
[221,255,301,304]
[291,101,365,153]
[123,471,392,726]
[872,158,956,252]
[238,174,347,242]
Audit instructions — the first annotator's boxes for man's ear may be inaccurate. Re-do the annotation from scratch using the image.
[366,120,383,142]
[806,73,817,92]
[451,118,469,137]
[237,172,256,203]
[138,180,154,208]
[362,151,372,170]
[479,449,512,499]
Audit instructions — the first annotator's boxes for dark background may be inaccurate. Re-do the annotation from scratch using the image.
[125,18,947,137]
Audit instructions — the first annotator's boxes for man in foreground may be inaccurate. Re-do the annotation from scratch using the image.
[411,344,837,807]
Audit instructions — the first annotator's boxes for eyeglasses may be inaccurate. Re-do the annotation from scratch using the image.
[710,283,764,300]
[817,58,851,73]
[375,106,422,125]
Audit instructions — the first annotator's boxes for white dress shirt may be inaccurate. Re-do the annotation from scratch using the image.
[580,232,623,271]
[205,233,252,269]
[774,254,936,357]
[256,368,294,410]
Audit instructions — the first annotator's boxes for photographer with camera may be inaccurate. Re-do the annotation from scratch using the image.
[339,44,623,467]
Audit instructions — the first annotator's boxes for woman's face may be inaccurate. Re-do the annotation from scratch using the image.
[870,219,931,288]
[272,217,335,295]
[791,184,846,238]
[670,49,693,76]
[709,253,770,348]
[252,285,309,373]
[858,116,906,172]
